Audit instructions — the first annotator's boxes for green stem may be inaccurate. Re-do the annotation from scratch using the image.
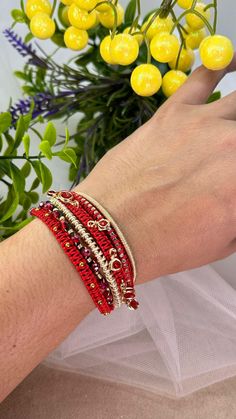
[213,0,218,33]
[137,0,141,15]
[159,0,173,18]
[20,0,25,13]
[204,3,214,10]
[109,3,118,38]
[51,0,57,17]
[94,0,110,10]
[171,7,214,35]
[94,0,117,32]
[29,126,43,141]
[130,0,141,33]
[142,8,160,36]
[175,42,184,70]
[145,38,151,64]
[0,156,42,160]
[170,8,186,48]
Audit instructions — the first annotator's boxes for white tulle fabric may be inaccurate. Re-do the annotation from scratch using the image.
[1,7,236,398]
[45,264,236,397]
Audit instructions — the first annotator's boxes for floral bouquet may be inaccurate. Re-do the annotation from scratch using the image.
[0,0,234,239]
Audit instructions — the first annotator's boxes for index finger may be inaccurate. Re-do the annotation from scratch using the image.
[170,53,236,105]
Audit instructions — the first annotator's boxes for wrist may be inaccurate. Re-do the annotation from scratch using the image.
[74,179,159,285]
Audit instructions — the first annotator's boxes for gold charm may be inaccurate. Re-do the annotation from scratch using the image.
[108,248,122,272]
[47,190,79,207]
[87,218,110,231]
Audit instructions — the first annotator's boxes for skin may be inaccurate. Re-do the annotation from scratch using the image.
[1,58,236,401]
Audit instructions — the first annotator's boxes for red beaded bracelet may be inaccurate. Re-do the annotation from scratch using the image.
[48,190,139,310]
[30,189,139,315]
[71,193,138,309]
[76,194,134,286]
[30,205,112,315]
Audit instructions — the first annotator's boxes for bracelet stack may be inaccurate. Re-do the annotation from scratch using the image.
[30,190,139,316]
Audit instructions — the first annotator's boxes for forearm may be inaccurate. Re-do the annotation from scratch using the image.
[0,217,94,401]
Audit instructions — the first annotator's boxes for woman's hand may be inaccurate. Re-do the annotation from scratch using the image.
[77,56,236,283]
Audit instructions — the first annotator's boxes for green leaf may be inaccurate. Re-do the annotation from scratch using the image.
[63,148,77,167]
[55,148,77,167]
[30,177,40,191]
[65,127,70,147]
[0,217,32,234]
[207,91,221,104]
[30,160,52,192]
[22,195,32,211]
[39,141,52,159]
[31,160,42,182]
[24,32,34,43]
[3,133,15,155]
[11,9,27,23]
[0,160,11,178]
[28,100,35,115]
[28,191,39,204]
[0,135,2,153]
[69,163,78,182]
[0,113,12,134]
[23,134,30,158]
[74,47,96,67]
[14,115,26,150]
[39,161,53,193]
[125,0,137,24]
[23,112,34,132]
[51,31,66,48]
[0,186,19,224]
[21,161,31,178]
[10,162,26,194]
[44,122,57,146]
[15,209,27,222]
[22,86,35,95]
[14,71,30,81]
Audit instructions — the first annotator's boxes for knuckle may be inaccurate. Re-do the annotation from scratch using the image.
[155,101,182,122]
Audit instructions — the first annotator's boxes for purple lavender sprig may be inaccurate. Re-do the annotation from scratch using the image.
[3,28,48,68]
[10,91,78,124]
[10,93,55,123]
[3,28,37,58]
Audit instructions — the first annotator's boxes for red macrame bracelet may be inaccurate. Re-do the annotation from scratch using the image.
[30,189,139,313]
[30,206,112,316]
[47,190,139,310]
[75,194,134,287]
[65,202,125,289]
[48,196,122,308]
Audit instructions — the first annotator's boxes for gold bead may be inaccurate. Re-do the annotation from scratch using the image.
[53,226,58,232]
[90,283,95,289]
[45,213,50,217]
[35,208,40,211]
[79,262,85,267]
[65,242,71,248]
[98,300,103,305]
